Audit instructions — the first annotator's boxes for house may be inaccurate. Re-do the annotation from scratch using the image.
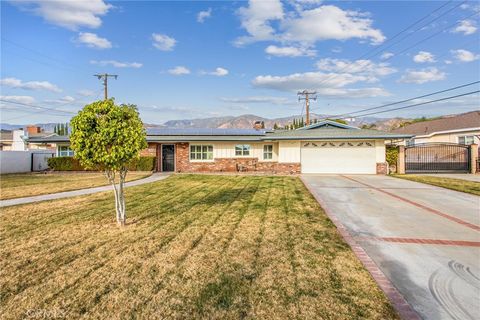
[26,120,411,174]
[0,130,26,151]
[390,111,480,146]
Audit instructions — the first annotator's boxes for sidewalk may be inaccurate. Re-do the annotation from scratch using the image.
[0,173,171,208]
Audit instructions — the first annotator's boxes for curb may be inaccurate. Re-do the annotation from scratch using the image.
[300,176,421,320]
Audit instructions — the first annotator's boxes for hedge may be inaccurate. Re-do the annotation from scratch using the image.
[48,156,156,171]
[386,145,399,166]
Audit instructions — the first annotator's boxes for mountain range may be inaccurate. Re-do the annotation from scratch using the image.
[0,113,423,132]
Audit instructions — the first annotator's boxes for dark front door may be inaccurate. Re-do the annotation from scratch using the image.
[162,144,175,172]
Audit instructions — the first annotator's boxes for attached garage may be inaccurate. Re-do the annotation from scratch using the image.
[301,141,377,174]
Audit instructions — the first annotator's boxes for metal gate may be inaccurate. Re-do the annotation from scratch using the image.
[405,143,470,173]
[32,152,54,171]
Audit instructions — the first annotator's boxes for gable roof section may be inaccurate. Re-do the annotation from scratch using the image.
[265,128,412,140]
[390,111,480,136]
[298,120,359,130]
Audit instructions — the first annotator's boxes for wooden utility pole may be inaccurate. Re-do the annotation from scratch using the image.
[297,90,317,125]
[94,73,118,100]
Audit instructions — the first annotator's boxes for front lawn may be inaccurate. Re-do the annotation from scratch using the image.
[0,172,151,200]
[0,175,397,319]
[393,174,480,196]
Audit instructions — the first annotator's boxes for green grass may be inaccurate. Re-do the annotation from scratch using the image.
[0,175,398,319]
[393,174,480,196]
[0,172,151,200]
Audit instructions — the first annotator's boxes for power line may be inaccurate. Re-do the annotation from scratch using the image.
[0,100,76,114]
[336,90,480,120]
[297,90,317,125]
[316,81,480,120]
[94,73,118,100]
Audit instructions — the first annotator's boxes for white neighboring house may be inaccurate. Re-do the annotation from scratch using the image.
[390,111,480,146]
[0,129,26,151]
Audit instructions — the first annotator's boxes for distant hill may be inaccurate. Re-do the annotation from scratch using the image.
[5,112,473,132]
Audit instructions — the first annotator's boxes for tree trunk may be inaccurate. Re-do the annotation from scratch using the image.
[106,170,124,226]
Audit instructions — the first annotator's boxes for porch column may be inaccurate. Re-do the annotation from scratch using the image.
[470,144,478,174]
[397,145,405,174]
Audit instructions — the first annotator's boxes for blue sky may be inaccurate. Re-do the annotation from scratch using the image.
[1,0,479,124]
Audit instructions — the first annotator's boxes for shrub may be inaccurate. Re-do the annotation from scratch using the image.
[386,146,399,166]
[48,156,156,171]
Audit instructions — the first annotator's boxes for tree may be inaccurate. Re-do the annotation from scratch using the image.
[273,123,278,130]
[70,99,147,226]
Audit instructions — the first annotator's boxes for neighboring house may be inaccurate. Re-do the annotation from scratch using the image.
[27,120,411,174]
[0,130,26,151]
[391,111,480,146]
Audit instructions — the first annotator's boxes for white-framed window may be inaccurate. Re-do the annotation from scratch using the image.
[190,145,213,161]
[458,135,474,145]
[58,146,74,157]
[263,144,273,160]
[235,144,250,156]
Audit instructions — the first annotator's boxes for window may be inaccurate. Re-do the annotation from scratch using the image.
[458,135,474,145]
[190,145,213,160]
[263,145,273,160]
[58,146,74,157]
[235,144,250,156]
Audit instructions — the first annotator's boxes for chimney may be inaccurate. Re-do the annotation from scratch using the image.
[26,125,41,134]
[253,121,264,130]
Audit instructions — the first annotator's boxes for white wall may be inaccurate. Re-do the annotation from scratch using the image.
[0,150,54,174]
[11,130,26,151]
[375,140,386,162]
[190,141,279,162]
[278,141,301,163]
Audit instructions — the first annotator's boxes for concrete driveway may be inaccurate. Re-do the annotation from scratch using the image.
[302,174,480,320]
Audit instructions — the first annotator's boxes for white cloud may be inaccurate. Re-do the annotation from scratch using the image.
[77,89,95,97]
[235,1,385,47]
[265,45,316,57]
[76,32,112,49]
[44,96,76,104]
[220,96,292,105]
[235,0,284,46]
[152,33,176,51]
[452,20,477,35]
[90,60,143,68]
[197,8,212,23]
[168,66,191,75]
[12,0,112,30]
[398,67,446,84]
[380,52,394,60]
[0,77,62,92]
[413,51,436,63]
[315,58,397,78]
[451,49,479,62]
[201,67,229,76]
[0,95,36,105]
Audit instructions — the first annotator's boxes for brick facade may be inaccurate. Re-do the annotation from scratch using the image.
[140,143,157,156]
[376,162,388,175]
[175,142,300,174]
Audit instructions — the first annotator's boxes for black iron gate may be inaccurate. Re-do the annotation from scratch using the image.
[405,143,470,173]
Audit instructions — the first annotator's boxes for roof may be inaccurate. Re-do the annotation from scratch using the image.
[27,125,411,143]
[265,127,412,140]
[390,111,480,136]
[297,120,359,130]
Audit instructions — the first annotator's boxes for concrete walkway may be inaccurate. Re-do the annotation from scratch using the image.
[419,173,480,182]
[302,174,480,320]
[0,173,171,208]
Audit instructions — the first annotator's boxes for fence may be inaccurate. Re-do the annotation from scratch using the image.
[0,150,55,174]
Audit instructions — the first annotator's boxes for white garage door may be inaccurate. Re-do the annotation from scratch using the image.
[301,141,376,174]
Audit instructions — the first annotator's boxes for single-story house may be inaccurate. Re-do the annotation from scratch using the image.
[26,120,411,174]
[391,111,480,146]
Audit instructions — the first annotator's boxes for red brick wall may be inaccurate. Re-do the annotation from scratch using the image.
[140,143,157,156]
[376,162,388,175]
[175,142,300,174]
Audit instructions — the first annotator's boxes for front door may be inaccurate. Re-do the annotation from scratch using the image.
[162,144,175,172]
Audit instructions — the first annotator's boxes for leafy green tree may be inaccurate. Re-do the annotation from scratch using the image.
[70,99,147,226]
[273,123,278,130]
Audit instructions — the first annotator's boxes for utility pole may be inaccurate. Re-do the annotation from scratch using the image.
[297,90,317,126]
[94,73,118,100]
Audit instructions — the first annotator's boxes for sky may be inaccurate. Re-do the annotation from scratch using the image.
[1,0,479,125]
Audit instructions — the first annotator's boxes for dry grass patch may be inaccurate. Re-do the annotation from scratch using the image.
[393,174,480,196]
[0,175,398,319]
[0,172,151,200]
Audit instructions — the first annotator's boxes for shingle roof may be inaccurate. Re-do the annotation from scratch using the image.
[390,111,480,136]
[146,128,267,136]
[265,128,412,140]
